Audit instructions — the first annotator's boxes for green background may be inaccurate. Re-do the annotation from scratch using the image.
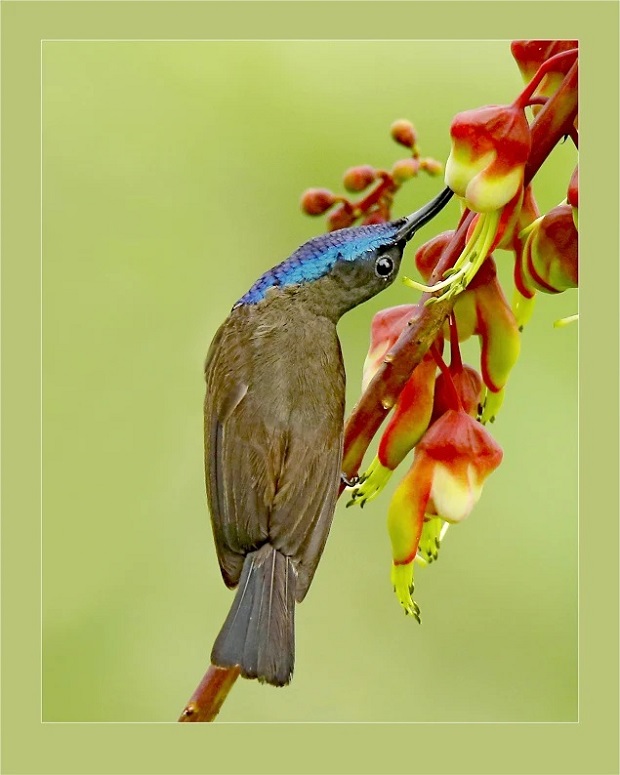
[42,39,578,722]
[2,2,618,774]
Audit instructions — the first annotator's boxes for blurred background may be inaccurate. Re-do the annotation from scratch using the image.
[42,41,577,722]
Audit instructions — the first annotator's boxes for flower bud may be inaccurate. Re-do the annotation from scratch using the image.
[362,211,387,226]
[567,166,578,208]
[567,165,578,228]
[349,353,437,510]
[469,260,521,395]
[362,304,417,391]
[390,119,417,149]
[327,205,356,231]
[520,203,578,293]
[414,231,455,282]
[300,188,337,216]
[343,164,377,192]
[420,157,443,176]
[445,103,531,212]
[377,354,436,470]
[512,186,541,303]
[511,40,578,84]
[511,41,578,117]
[432,364,483,422]
[391,158,420,184]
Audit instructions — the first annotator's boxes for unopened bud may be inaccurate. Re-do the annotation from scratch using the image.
[511,40,578,84]
[432,365,483,422]
[415,231,455,282]
[420,158,443,176]
[327,205,356,231]
[567,165,578,208]
[300,188,337,216]
[362,211,387,226]
[343,165,377,192]
[567,165,578,229]
[391,158,420,184]
[390,119,418,149]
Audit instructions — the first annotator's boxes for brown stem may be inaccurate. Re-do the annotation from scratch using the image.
[353,171,398,217]
[178,664,240,722]
[178,58,578,724]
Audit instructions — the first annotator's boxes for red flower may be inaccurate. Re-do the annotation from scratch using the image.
[388,409,503,616]
[518,203,578,294]
[362,304,417,391]
[511,40,578,116]
[445,104,531,212]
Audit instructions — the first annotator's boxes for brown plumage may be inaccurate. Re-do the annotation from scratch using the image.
[203,188,453,685]
[205,293,346,684]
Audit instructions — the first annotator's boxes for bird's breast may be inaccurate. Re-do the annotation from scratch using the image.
[227,298,346,431]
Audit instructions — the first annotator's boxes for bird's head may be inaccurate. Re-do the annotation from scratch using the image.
[236,188,453,320]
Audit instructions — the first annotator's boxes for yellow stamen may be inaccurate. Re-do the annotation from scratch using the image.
[405,209,501,305]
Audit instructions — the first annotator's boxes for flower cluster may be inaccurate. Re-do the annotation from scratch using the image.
[300,119,443,230]
[349,303,505,618]
[303,40,578,623]
[343,40,578,620]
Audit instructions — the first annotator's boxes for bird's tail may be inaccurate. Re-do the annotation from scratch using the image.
[211,544,296,687]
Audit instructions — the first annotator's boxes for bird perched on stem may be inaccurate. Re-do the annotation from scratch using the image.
[204,187,453,686]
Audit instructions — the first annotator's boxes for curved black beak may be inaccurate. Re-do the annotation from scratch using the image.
[394,186,454,244]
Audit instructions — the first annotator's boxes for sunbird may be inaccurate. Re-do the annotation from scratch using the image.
[203,188,452,686]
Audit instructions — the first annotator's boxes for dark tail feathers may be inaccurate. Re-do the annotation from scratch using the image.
[211,544,296,686]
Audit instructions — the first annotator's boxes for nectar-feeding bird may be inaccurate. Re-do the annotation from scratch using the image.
[203,187,453,686]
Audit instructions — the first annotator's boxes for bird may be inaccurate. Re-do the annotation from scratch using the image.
[203,187,453,686]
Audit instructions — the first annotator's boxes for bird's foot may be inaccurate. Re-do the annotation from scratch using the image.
[346,456,393,508]
[341,472,360,488]
[391,562,421,623]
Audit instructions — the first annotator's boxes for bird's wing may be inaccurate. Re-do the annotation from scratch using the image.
[268,422,343,602]
[204,319,269,587]
[204,309,345,597]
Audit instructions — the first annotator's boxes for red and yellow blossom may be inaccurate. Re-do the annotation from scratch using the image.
[432,363,482,422]
[349,352,437,507]
[361,303,417,391]
[511,40,578,117]
[517,203,578,296]
[408,103,531,304]
[414,235,521,422]
[388,408,503,617]
[445,103,531,213]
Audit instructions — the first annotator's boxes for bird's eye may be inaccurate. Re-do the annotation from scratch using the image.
[375,255,395,278]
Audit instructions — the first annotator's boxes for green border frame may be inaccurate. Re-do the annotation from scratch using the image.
[2,2,618,773]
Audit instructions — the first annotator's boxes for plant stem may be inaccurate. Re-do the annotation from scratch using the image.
[178,664,240,722]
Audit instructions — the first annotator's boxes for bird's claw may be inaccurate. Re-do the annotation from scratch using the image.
[341,472,360,489]
[347,457,393,509]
